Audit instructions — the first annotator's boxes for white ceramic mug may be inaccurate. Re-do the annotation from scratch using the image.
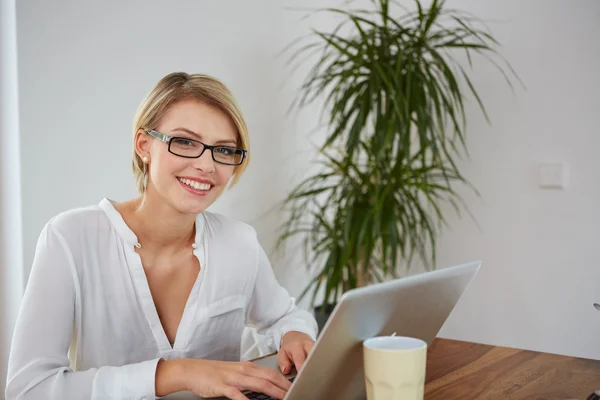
[363,336,427,400]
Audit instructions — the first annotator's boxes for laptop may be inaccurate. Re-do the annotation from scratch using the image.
[168,261,481,400]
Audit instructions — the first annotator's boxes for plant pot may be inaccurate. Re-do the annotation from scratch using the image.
[313,303,337,336]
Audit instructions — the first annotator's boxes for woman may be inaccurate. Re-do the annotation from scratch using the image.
[6,72,317,400]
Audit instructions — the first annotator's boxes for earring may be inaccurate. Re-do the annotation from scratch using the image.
[141,157,149,190]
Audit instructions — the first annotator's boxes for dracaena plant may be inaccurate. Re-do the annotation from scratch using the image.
[276,0,519,307]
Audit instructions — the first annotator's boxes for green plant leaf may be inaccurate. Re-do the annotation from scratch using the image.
[277,0,519,305]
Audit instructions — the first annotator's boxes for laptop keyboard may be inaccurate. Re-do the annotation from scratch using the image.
[244,376,295,399]
[245,393,275,399]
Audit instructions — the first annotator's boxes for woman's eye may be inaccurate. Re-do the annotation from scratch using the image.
[216,147,234,155]
[177,139,195,146]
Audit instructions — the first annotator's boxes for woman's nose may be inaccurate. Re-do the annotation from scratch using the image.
[192,148,216,173]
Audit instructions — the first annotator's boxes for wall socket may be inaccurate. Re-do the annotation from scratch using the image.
[538,162,568,189]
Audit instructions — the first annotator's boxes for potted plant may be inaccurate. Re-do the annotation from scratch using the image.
[276,0,519,331]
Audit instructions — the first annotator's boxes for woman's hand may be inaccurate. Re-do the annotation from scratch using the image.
[277,331,315,375]
[156,358,292,400]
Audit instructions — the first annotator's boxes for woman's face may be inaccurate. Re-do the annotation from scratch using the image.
[137,99,240,215]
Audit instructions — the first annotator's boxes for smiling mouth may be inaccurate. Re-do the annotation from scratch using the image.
[177,177,213,191]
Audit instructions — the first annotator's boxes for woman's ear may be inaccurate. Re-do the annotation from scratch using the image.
[135,129,151,160]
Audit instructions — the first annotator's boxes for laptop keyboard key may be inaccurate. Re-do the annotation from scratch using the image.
[245,393,275,400]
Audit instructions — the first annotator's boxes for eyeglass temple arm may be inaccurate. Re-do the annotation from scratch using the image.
[146,129,171,143]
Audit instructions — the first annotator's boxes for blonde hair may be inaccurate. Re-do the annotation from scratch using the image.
[132,72,250,193]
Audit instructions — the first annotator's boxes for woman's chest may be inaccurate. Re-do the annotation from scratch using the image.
[75,244,256,361]
[140,251,200,343]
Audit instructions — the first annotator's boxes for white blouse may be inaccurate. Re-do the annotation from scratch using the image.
[5,198,317,400]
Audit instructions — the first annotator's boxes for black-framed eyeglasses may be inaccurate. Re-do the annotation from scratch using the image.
[145,129,247,166]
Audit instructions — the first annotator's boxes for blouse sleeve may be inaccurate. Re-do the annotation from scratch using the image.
[245,239,318,352]
[5,220,160,400]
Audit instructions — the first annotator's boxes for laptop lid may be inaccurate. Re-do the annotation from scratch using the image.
[285,261,481,400]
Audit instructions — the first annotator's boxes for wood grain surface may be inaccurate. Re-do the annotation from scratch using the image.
[425,338,600,400]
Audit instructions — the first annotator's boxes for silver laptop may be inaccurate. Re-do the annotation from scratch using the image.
[168,261,480,400]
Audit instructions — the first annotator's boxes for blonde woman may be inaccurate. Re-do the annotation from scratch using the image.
[6,72,317,400]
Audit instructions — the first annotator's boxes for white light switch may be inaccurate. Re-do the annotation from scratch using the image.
[538,162,568,189]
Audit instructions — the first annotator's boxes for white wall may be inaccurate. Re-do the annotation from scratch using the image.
[434,0,600,360]
[16,0,600,362]
[16,0,322,279]
[1,0,25,394]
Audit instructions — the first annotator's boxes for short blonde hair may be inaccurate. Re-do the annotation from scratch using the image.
[132,72,250,194]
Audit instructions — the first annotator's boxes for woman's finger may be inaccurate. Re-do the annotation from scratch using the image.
[238,376,287,400]
[220,385,248,400]
[251,364,292,391]
[304,340,314,355]
[290,345,307,373]
[277,349,293,374]
[238,362,291,391]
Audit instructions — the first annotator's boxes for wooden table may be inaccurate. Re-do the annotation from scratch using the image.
[166,338,600,399]
[426,338,600,400]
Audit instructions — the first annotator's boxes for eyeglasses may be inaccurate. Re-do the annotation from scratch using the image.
[145,129,247,166]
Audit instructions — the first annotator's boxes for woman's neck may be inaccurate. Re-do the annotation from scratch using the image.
[123,190,196,255]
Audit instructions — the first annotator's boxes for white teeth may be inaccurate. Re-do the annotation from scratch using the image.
[178,178,211,191]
